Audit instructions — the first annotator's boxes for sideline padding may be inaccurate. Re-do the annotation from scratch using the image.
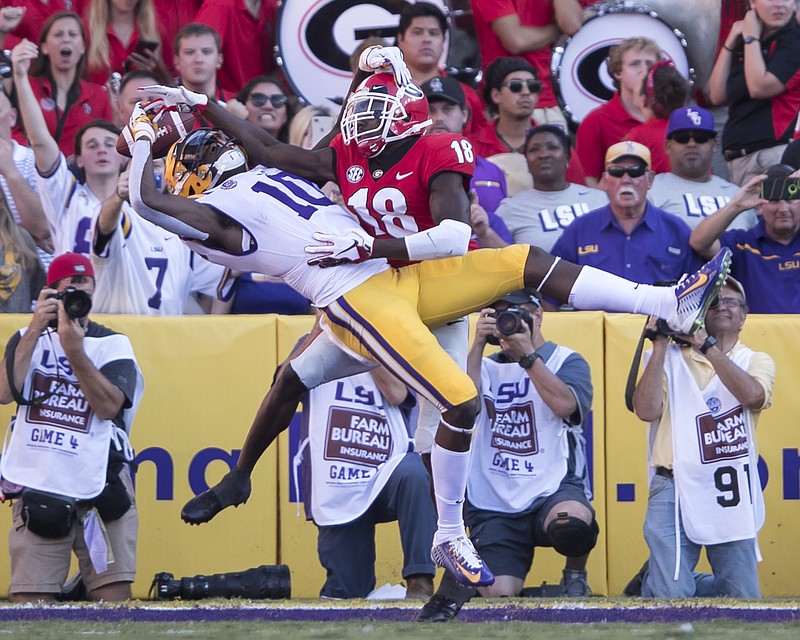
[0,313,796,600]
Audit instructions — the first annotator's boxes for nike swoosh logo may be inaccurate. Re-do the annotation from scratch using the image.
[456,564,485,584]
[336,240,358,256]
[679,273,708,297]
[396,171,414,180]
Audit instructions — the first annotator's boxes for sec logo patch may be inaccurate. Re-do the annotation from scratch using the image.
[346,166,364,183]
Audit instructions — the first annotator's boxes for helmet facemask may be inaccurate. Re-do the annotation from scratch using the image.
[341,76,432,157]
[166,129,248,197]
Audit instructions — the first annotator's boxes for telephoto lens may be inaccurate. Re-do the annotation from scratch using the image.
[150,565,291,600]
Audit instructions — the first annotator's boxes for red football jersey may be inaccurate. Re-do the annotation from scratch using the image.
[331,133,476,266]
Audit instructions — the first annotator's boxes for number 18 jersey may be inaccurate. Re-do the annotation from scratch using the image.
[331,133,476,265]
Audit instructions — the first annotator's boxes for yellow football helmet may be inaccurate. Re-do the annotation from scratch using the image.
[166,128,248,197]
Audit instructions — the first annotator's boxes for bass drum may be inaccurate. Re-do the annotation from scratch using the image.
[551,2,693,128]
[274,0,450,114]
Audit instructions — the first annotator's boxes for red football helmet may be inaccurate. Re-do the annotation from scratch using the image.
[341,72,432,157]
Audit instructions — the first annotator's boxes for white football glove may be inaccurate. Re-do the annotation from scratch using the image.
[357,45,413,86]
[129,102,156,144]
[139,84,209,111]
[305,227,374,268]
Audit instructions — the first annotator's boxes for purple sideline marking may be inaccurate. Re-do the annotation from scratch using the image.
[0,605,798,623]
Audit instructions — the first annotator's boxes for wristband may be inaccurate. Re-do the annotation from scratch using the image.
[518,352,542,369]
[699,336,717,354]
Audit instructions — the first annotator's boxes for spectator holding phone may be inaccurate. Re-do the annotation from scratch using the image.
[84,0,168,86]
[10,12,113,159]
[690,164,800,313]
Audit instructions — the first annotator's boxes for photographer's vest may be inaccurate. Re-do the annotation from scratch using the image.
[663,345,765,545]
[1,328,142,500]
[294,372,412,526]
[468,345,583,513]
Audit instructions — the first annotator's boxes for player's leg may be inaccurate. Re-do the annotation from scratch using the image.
[322,280,494,587]
[415,319,469,496]
[181,331,375,525]
[522,245,733,335]
[409,244,731,336]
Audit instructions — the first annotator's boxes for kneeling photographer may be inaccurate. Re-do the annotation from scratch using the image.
[0,253,144,603]
[420,290,596,621]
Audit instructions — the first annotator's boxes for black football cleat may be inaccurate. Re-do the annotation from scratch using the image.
[181,469,252,525]
[416,572,476,622]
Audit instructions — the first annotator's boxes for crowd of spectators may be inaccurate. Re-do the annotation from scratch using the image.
[0,0,792,317]
[0,0,794,607]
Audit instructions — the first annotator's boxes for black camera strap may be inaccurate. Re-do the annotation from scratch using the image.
[624,318,651,413]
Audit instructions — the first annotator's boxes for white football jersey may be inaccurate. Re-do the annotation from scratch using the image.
[37,154,100,256]
[91,206,226,315]
[187,166,388,308]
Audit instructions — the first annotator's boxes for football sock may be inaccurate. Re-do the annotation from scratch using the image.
[569,266,676,318]
[431,443,470,544]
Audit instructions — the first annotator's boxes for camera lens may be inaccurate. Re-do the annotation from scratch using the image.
[61,287,92,319]
[495,311,519,335]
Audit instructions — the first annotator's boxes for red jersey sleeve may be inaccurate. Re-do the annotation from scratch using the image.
[417,133,476,187]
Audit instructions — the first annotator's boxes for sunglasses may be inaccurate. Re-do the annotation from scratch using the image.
[710,296,745,309]
[504,79,541,94]
[249,93,288,108]
[670,131,715,145]
[606,164,647,178]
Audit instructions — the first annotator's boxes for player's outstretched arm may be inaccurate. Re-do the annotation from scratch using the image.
[139,85,337,183]
[201,100,338,185]
[127,108,240,252]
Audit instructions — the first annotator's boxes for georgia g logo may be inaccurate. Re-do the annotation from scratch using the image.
[276,0,448,111]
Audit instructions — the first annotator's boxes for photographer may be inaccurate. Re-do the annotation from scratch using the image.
[420,290,596,621]
[0,252,144,602]
[629,277,774,597]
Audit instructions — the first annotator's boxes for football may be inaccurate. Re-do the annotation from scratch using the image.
[116,108,195,159]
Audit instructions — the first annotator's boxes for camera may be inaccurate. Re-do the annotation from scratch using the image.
[487,307,533,345]
[47,286,92,328]
[150,565,291,601]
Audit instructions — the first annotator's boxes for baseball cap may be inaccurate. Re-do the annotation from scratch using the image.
[605,141,651,167]
[47,252,94,287]
[420,76,465,106]
[722,276,747,304]
[667,106,716,137]
[497,289,541,307]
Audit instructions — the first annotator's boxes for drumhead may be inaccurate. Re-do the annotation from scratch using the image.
[275,0,450,113]
[551,4,693,127]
